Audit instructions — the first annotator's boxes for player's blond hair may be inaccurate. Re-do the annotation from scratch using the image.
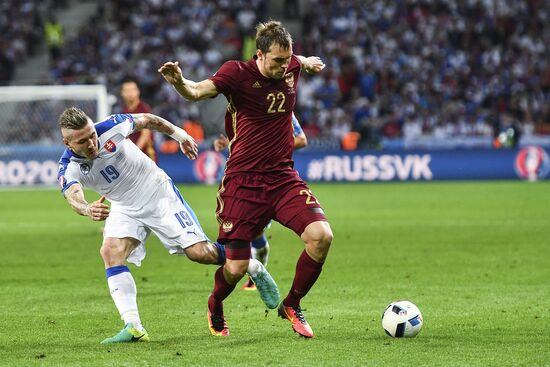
[255,20,293,53]
[59,107,89,130]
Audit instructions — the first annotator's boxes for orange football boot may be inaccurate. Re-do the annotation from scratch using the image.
[278,303,314,338]
[207,308,229,337]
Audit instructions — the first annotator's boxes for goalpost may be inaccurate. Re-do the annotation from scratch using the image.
[0,84,111,186]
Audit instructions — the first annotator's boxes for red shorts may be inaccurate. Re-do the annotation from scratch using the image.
[216,170,327,242]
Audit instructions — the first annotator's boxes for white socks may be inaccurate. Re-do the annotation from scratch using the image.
[252,242,269,266]
[247,258,263,277]
[106,269,143,331]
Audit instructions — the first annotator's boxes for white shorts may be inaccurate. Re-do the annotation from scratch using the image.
[103,179,209,266]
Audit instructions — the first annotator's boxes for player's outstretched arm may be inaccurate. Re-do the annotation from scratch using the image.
[131,113,198,160]
[158,61,218,101]
[296,55,326,74]
[65,184,109,221]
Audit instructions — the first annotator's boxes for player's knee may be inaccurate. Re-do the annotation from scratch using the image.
[184,244,202,263]
[185,241,217,264]
[306,223,333,247]
[100,238,128,265]
[99,240,114,261]
[320,226,334,248]
[224,261,248,283]
[312,229,333,254]
[221,240,250,282]
[303,222,333,261]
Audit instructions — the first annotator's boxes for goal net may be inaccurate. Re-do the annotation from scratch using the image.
[0,85,110,186]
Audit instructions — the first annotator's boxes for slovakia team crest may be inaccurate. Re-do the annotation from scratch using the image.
[515,146,550,181]
[104,139,116,152]
[193,151,226,184]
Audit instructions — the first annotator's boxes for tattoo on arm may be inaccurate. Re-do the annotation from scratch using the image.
[132,113,175,135]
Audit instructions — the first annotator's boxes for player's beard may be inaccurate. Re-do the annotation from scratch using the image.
[274,69,286,80]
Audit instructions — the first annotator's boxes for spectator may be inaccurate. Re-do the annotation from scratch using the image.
[120,77,157,162]
[182,115,205,145]
[0,0,45,84]
[42,0,550,148]
[44,14,63,65]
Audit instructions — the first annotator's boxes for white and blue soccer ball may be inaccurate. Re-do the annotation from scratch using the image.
[382,300,423,338]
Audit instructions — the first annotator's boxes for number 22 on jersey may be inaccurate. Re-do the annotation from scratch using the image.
[266,92,286,113]
[300,189,319,205]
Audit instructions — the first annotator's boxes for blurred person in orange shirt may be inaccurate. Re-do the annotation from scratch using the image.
[182,114,205,144]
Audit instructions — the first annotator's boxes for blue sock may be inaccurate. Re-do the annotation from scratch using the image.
[105,265,130,278]
[214,242,226,265]
[251,234,267,249]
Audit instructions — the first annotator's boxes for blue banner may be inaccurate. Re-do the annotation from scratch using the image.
[294,149,515,181]
[159,146,550,183]
[1,145,549,186]
[0,145,65,186]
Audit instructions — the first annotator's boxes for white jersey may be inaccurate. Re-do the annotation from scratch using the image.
[58,114,167,210]
[57,113,208,266]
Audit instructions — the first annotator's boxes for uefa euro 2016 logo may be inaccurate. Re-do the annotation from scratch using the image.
[514,146,550,181]
[193,151,226,184]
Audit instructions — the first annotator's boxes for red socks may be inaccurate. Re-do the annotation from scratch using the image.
[283,250,324,308]
[208,266,236,314]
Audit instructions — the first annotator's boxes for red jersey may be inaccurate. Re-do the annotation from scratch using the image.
[209,55,302,174]
[122,100,157,162]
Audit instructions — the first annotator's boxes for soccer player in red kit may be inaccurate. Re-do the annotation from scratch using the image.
[120,77,157,163]
[159,20,333,338]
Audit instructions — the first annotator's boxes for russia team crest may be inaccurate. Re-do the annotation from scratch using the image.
[285,73,294,88]
[285,73,295,94]
[104,139,116,152]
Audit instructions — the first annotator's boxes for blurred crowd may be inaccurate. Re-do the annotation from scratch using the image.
[48,0,267,134]
[5,0,550,149]
[296,0,550,148]
[0,0,46,85]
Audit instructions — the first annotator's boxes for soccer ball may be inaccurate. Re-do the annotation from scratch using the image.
[382,300,423,337]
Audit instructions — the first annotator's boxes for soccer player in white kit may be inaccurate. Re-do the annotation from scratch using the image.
[57,107,280,343]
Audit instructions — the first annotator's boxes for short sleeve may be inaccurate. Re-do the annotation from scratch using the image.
[293,54,303,68]
[95,114,135,138]
[57,149,80,193]
[291,113,304,137]
[208,61,240,96]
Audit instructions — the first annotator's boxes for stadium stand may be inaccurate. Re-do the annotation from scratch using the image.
[6,0,550,150]
[0,0,47,85]
[297,0,550,149]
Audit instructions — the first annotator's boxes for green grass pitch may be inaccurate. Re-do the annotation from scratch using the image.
[0,181,549,366]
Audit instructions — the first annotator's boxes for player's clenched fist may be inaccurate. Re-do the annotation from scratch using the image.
[86,196,110,221]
